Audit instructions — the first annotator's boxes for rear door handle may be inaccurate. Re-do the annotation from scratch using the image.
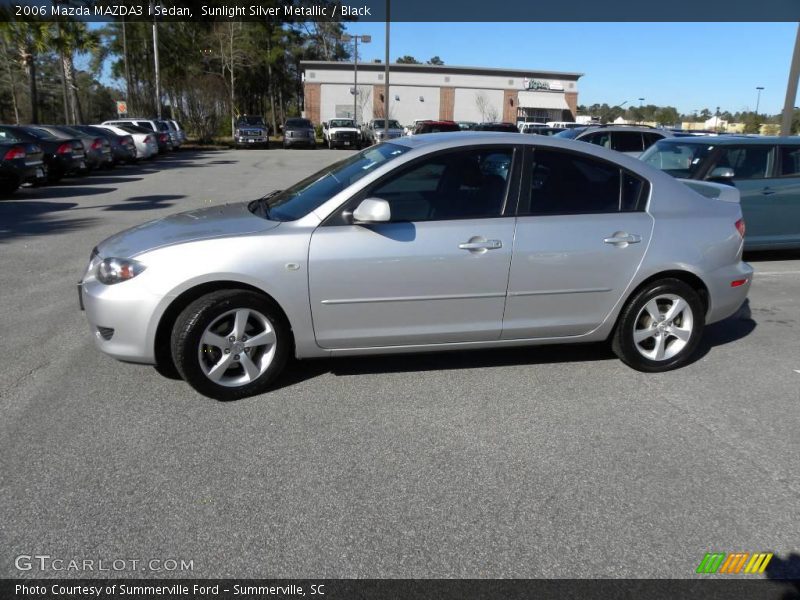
[459,239,502,250]
[604,233,642,245]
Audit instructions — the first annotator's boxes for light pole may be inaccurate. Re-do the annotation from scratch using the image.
[755,86,764,115]
[342,33,371,123]
[384,0,390,137]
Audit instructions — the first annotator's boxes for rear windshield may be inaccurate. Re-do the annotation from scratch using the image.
[640,140,715,178]
[0,127,27,143]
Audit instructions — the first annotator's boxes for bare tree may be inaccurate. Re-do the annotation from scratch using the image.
[475,92,489,122]
[486,104,500,122]
[355,85,371,122]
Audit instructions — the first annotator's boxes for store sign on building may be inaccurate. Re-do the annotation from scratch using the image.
[524,78,550,91]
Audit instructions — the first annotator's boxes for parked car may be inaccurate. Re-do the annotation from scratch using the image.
[404,119,428,136]
[0,139,46,194]
[161,120,182,149]
[102,118,173,153]
[79,133,752,400]
[640,135,800,250]
[234,115,269,148]
[471,122,520,133]
[555,125,673,156]
[322,118,360,149]
[361,119,404,145]
[95,123,158,160]
[282,118,316,149]
[28,125,112,170]
[0,125,85,183]
[411,120,462,135]
[70,125,136,165]
[457,121,477,131]
[168,119,187,144]
[518,122,547,133]
[521,125,566,136]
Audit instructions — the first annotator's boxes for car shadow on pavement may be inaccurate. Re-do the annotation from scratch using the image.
[55,175,144,186]
[104,194,186,211]
[744,249,800,262]
[765,552,800,599]
[268,300,758,392]
[3,185,117,201]
[0,200,98,242]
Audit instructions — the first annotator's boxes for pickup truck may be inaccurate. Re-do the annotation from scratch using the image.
[234,115,269,148]
[361,119,403,146]
[322,118,361,149]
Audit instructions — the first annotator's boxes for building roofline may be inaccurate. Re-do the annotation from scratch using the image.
[300,60,583,80]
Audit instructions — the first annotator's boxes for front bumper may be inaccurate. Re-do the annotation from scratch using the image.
[283,136,315,147]
[79,275,163,364]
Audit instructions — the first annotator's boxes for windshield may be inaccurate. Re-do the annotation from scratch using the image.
[238,116,264,126]
[553,127,587,139]
[329,119,355,128]
[373,120,402,129]
[640,140,715,178]
[286,118,312,128]
[250,143,411,221]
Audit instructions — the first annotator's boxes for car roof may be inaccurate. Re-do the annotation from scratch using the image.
[654,135,800,145]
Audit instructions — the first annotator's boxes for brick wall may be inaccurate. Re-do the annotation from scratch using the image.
[503,90,517,123]
[304,83,321,124]
[439,87,455,120]
[565,92,578,119]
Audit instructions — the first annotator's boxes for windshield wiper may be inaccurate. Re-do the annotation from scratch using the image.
[250,190,281,219]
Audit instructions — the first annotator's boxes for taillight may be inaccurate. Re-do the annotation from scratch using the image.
[145,135,154,143]
[56,142,72,154]
[159,133,168,143]
[3,145,26,160]
[735,218,746,238]
[91,139,103,150]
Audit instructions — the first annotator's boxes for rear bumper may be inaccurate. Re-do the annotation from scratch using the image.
[705,261,754,324]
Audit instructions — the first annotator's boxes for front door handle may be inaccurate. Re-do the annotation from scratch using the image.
[604,233,642,245]
[459,239,502,251]
[762,187,776,196]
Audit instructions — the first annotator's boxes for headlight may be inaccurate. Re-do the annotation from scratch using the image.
[96,257,146,285]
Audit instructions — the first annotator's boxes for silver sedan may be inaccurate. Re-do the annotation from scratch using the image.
[79,133,753,400]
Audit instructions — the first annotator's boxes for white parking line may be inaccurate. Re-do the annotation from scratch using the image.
[755,270,800,276]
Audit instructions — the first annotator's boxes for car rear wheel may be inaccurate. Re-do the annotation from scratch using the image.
[171,290,290,400]
[612,278,704,372]
[0,177,20,195]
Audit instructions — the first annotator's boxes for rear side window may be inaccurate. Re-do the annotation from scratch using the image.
[135,121,156,131]
[612,132,644,153]
[707,145,775,180]
[582,131,611,148]
[778,146,800,176]
[522,148,648,215]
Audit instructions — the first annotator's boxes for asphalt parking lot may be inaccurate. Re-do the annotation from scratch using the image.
[1,148,798,579]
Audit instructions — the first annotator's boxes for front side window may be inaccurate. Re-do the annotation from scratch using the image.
[582,131,611,148]
[778,145,800,176]
[522,148,647,215]
[368,148,514,222]
[706,145,775,180]
[251,143,410,221]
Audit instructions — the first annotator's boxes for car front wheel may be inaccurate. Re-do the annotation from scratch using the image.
[171,290,290,400]
[612,278,704,372]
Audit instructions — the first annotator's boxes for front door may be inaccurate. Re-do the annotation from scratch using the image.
[309,146,519,349]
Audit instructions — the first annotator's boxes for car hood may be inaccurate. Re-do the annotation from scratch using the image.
[97,201,279,258]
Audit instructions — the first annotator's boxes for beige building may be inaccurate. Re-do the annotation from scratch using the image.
[301,61,582,126]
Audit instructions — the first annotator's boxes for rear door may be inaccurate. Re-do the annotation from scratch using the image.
[503,146,653,339]
[704,144,777,247]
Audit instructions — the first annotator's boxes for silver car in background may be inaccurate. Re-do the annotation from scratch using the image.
[79,133,752,400]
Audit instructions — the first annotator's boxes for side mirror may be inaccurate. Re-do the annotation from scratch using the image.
[707,166,735,180]
[353,198,391,223]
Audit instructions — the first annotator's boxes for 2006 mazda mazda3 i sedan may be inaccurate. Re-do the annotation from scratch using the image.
[79,133,753,400]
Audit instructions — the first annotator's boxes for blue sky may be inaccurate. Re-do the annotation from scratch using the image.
[343,22,799,115]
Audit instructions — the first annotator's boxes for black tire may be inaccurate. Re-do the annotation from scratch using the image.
[171,290,290,400]
[0,178,20,195]
[612,278,705,372]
